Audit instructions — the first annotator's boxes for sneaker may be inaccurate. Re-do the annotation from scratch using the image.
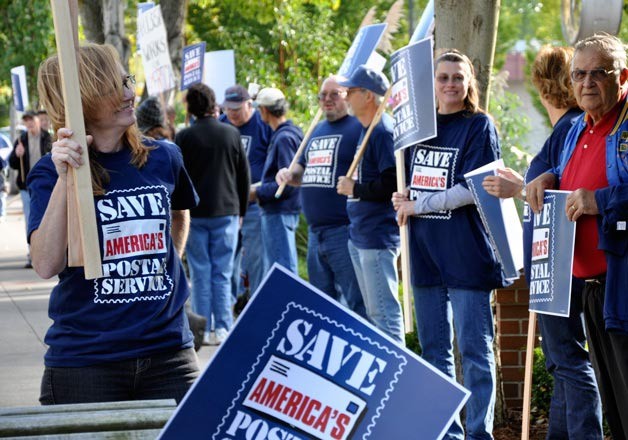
[202,333,211,346]
[215,328,229,344]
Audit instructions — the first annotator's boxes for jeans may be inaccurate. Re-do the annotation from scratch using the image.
[240,204,265,295]
[413,286,496,440]
[308,226,366,319]
[260,212,299,275]
[537,281,603,440]
[347,239,403,343]
[186,216,239,333]
[39,348,199,405]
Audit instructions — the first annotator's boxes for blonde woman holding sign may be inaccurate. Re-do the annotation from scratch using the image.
[29,44,200,404]
[392,50,505,439]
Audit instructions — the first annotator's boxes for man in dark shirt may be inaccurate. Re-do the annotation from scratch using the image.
[176,83,250,345]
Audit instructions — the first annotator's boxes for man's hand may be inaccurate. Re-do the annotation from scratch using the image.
[336,176,355,197]
[526,173,556,214]
[482,168,524,199]
[565,188,598,221]
[249,186,258,202]
[275,167,292,185]
[15,140,25,158]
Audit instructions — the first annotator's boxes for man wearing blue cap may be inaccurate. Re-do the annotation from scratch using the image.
[336,65,404,343]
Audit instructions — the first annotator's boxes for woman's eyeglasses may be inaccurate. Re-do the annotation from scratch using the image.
[123,74,136,89]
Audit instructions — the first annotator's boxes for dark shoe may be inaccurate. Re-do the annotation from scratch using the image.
[24,261,33,269]
[234,291,250,317]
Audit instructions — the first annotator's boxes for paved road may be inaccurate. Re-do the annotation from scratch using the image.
[0,195,216,408]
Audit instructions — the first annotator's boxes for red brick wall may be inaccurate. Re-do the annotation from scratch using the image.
[495,276,540,409]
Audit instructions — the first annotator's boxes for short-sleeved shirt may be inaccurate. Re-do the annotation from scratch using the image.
[27,139,198,367]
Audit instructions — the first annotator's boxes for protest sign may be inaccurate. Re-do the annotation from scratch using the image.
[159,265,469,440]
[137,5,175,96]
[136,2,155,52]
[181,42,206,91]
[203,50,236,105]
[338,23,387,77]
[390,37,437,151]
[526,190,575,316]
[464,159,524,281]
[10,66,28,112]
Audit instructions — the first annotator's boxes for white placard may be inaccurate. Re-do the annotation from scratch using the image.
[137,5,175,96]
[203,50,236,104]
[10,65,29,112]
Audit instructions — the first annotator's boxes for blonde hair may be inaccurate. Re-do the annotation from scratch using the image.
[531,46,577,109]
[435,49,482,114]
[37,43,149,195]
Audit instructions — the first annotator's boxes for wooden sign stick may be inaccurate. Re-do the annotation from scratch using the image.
[344,87,392,179]
[521,311,537,440]
[395,149,413,332]
[51,0,103,279]
[274,107,323,198]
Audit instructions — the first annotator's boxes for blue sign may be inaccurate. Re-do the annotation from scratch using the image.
[527,190,575,316]
[410,0,435,43]
[181,42,206,91]
[11,72,24,112]
[337,23,387,78]
[465,160,524,281]
[390,38,437,151]
[159,266,469,440]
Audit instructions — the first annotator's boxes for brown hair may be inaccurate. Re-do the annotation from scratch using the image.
[435,49,482,114]
[531,46,577,109]
[37,43,149,195]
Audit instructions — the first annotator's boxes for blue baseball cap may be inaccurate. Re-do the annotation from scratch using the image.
[338,65,389,96]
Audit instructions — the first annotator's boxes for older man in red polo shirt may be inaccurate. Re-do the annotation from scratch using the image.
[527,33,628,440]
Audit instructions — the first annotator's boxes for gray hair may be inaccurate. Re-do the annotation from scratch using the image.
[264,99,289,117]
[574,32,627,70]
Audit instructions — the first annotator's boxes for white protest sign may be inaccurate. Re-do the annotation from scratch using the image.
[137,5,175,96]
[10,66,29,112]
[203,50,236,104]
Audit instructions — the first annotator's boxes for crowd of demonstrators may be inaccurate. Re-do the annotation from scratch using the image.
[29,43,200,404]
[250,87,303,275]
[9,110,52,268]
[484,45,604,439]
[275,76,366,318]
[336,66,404,343]
[392,50,504,439]
[527,33,628,440]
[175,83,250,346]
[221,85,272,298]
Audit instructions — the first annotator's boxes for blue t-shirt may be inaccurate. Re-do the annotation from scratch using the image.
[257,120,303,214]
[522,108,582,282]
[222,110,272,184]
[346,113,400,249]
[407,111,504,290]
[27,139,199,367]
[298,115,362,230]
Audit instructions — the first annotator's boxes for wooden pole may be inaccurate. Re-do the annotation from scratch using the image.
[274,107,323,198]
[51,0,103,279]
[395,149,413,332]
[345,87,392,179]
[521,311,537,440]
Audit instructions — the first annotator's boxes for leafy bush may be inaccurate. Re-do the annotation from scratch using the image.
[531,346,553,422]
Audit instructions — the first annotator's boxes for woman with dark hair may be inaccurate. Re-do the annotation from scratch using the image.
[30,43,199,404]
[483,46,603,439]
[393,49,504,439]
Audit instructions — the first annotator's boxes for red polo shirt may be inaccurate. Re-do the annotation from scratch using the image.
[558,97,626,277]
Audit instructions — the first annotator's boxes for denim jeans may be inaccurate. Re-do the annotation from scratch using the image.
[186,215,239,333]
[39,348,199,404]
[413,286,496,440]
[347,239,403,343]
[260,212,299,275]
[20,189,30,235]
[240,204,265,295]
[308,226,367,319]
[537,281,603,440]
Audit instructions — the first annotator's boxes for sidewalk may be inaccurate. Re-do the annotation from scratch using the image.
[0,195,215,408]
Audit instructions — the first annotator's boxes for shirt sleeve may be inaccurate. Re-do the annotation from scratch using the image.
[165,142,199,211]
[25,155,57,242]
[256,131,300,202]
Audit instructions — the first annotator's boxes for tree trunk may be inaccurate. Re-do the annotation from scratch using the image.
[434,0,500,110]
[78,0,104,44]
[102,0,130,70]
[160,0,188,87]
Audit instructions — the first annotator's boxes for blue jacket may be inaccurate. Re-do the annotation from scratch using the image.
[554,97,628,333]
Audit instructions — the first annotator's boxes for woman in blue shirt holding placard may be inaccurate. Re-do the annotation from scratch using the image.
[393,50,504,440]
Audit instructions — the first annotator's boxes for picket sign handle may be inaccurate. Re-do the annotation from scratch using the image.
[521,311,537,440]
[50,0,103,279]
[345,87,392,179]
[395,149,413,333]
[274,107,323,198]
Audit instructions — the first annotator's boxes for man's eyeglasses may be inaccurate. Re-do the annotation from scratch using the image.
[318,91,346,101]
[123,74,136,89]
[570,68,617,83]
